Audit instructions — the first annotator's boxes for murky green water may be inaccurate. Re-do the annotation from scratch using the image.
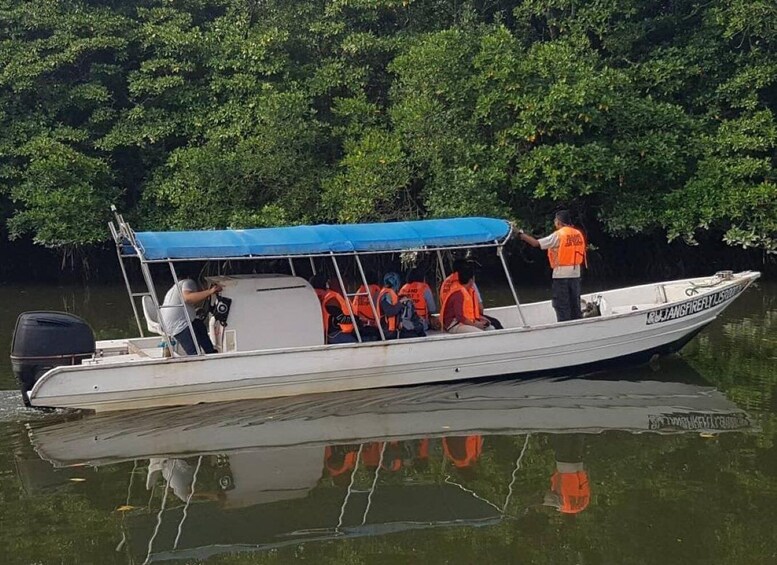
[1,281,776,564]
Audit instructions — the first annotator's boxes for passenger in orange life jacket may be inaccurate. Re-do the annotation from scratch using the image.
[518,209,587,322]
[399,268,438,331]
[351,269,381,327]
[350,269,382,342]
[441,263,493,334]
[543,435,590,515]
[440,259,478,310]
[442,435,483,468]
[323,445,359,486]
[309,273,358,344]
[439,260,503,330]
[361,441,403,472]
[378,272,426,339]
[442,435,484,480]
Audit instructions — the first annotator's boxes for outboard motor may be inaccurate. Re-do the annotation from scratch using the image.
[11,312,95,406]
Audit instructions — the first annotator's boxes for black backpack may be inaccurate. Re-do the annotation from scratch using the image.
[398,297,424,333]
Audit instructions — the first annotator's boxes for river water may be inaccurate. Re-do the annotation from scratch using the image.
[1,281,775,564]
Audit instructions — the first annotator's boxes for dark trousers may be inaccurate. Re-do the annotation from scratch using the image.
[484,315,503,330]
[328,331,358,344]
[174,318,217,355]
[358,325,383,342]
[398,328,426,339]
[552,278,582,322]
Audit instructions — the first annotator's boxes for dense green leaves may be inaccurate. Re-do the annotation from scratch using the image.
[8,136,117,245]
[666,111,777,251]
[0,0,774,252]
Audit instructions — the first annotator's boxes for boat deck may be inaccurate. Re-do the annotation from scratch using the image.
[88,274,745,365]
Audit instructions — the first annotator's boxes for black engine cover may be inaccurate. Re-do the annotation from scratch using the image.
[11,312,96,405]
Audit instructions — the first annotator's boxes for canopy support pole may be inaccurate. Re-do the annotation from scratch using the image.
[309,257,317,275]
[110,222,144,337]
[287,258,296,277]
[502,434,531,514]
[116,459,140,554]
[361,442,385,525]
[143,468,171,565]
[436,249,447,281]
[330,254,362,343]
[497,244,527,328]
[139,262,177,358]
[336,443,365,532]
[174,455,203,550]
[354,254,385,341]
[168,261,204,355]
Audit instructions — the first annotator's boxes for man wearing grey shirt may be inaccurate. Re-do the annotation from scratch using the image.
[160,278,222,354]
[518,210,586,322]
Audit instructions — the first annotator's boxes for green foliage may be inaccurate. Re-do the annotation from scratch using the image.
[0,0,775,252]
[323,128,412,222]
[0,0,129,246]
[389,27,510,218]
[665,111,777,252]
[144,88,324,229]
[8,136,117,245]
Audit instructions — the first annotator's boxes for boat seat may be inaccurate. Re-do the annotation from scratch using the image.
[142,295,165,336]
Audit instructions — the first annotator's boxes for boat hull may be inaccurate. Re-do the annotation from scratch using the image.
[28,272,760,412]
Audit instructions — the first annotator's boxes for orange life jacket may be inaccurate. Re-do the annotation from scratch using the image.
[399,282,432,320]
[442,435,484,468]
[361,441,402,472]
[324,446,358,477]
[377,287,398,332]
[315,288,355,336]
[440,281,481,330]
[439,273,459,308]
[547,226,586,269]
[351,284,380,326]
[550,470,590,514]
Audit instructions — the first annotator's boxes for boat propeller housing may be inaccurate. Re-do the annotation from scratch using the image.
[11,312,95,406]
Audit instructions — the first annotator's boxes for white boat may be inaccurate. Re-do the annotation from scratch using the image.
[12,211,760,412]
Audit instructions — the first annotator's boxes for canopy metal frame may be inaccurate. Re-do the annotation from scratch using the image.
[109,208,527,357]
[134,436,530,562]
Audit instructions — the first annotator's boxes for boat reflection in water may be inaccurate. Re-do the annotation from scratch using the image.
[25,360,752,563]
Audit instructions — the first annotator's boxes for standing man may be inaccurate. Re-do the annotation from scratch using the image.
[517,210,586,322]
[543,435,590,515]
[160,277,222,354]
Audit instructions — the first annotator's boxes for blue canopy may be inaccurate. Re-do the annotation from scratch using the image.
[128,217,510,260]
